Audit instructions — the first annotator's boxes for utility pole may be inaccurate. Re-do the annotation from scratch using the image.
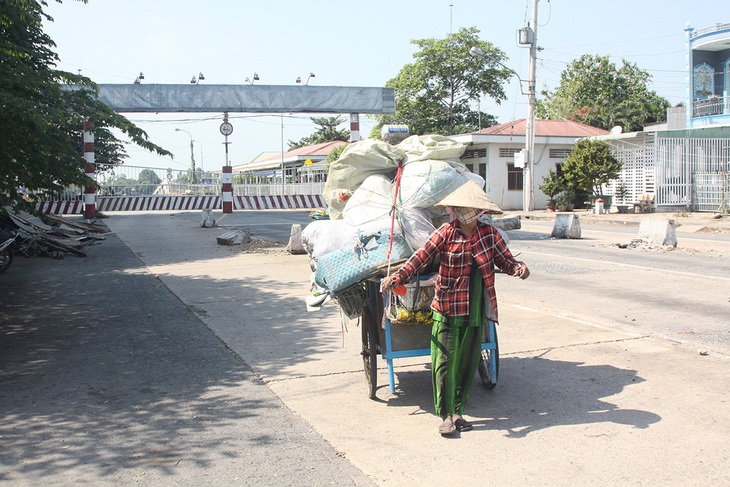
[524,0,538,212]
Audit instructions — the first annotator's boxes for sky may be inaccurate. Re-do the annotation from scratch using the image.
[42,0,726,172]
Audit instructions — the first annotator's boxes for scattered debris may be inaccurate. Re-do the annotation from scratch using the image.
[1,209,108,258]
[609,239,687,252]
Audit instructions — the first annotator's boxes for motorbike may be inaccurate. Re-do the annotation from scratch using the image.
[0,226,19,273]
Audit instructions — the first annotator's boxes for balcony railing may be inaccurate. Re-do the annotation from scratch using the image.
[691,23,730,38]
[692,95,729,118]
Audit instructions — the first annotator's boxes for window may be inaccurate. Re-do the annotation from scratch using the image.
[463,148,486,159]
[499,148,522,158]
[549,148,571,159]
[507,163,523,191]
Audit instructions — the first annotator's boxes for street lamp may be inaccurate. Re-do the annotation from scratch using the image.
[296,72,316,85]
[175,128,197,184]
[470,45,535,211]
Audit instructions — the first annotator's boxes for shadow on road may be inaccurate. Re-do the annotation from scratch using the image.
[383,356,660,438]
[0,230,365,484]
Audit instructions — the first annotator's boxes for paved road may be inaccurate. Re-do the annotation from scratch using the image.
[1,210,729,486]
[508,219,730,355]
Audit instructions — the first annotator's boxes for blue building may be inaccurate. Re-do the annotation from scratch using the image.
[686,23,730,128]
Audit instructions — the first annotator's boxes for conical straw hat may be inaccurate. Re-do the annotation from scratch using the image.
[436,180,503,214]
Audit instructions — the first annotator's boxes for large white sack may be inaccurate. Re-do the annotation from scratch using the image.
[342,174,393,226]
[399,159,483,209]
[323,140,405,220]
[301,217,398,259]
[398,134,466,163]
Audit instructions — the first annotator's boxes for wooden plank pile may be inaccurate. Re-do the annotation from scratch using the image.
[1,209,109,258]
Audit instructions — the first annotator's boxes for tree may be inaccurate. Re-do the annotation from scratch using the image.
[288,116,350,149]
[325,144,346,163]
[539,169,565,200]
[138,169,161,186]
[371,26,511,137]
[561,139,622,196]
[536,54,670,132]
[0,0,170,214]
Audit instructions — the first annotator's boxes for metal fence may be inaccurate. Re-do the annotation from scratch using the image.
[654,137,729,211]
[49,164,328,202]
[605,133,730,212]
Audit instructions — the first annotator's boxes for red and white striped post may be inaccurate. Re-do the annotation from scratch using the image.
[221,165,233,213]
[349,113,360,142]
[82,121,96,220]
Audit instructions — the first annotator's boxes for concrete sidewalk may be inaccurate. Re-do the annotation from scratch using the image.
[106,211,729,486]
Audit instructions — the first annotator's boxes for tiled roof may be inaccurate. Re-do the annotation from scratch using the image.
[258,140,348,162]
[475,119,610,137]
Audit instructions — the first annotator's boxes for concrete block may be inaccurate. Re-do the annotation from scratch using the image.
[201,209,216,228]
[551,214,581,239]
[491,216,521,231]
[216,230,251,245]
[637,219,677,247]
[287,224,307,254]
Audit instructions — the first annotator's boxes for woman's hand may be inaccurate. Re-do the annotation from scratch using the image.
[513,263,530,280]
[380,275,398,293]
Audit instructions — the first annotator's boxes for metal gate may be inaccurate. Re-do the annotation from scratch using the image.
[692,172,730,212]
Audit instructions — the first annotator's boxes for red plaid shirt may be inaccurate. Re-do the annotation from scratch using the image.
[393,221,521,322]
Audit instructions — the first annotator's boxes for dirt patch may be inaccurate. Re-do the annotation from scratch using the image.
[696,226,729,235]
[234,238,287,254]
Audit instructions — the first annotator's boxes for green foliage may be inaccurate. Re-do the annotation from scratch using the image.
[325,144,347,164]
[372,26,509,137]
[536,54,670,132]
[615,182,630,202]
[288,116,350,149]
[554,193,568,210]
[138,169,162,186]
[0,0,170,213]
[561,139,623,195]
[539,169,565,199]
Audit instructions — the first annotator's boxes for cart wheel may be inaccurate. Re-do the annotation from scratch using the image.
[478,324,499,389]
[361,306,378,399]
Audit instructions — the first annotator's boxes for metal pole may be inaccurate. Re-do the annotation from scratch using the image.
[524,0,538,212]
[281,114,285,195]
[189,138,196,184]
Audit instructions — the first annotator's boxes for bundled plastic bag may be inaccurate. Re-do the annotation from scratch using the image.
[323,140,405,219]
[399,160,485,210]
[342,174,393,226]
[302,217,396,259]
[398,207,436,250]
[398,134,466,163]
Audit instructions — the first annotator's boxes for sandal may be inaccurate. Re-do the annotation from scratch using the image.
[438,418,456,437]
[454,418,473,432]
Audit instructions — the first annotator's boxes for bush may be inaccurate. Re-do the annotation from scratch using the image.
[562,139,622,195]
[539,170,565,200]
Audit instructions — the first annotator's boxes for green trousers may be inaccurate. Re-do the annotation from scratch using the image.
[430,268,484,419]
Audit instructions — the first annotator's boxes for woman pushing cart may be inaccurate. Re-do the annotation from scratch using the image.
[380,180,530,437]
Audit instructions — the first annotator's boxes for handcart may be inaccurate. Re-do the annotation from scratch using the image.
[355,274,499,400]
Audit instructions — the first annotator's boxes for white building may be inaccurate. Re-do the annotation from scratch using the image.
[450,119,608,211]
